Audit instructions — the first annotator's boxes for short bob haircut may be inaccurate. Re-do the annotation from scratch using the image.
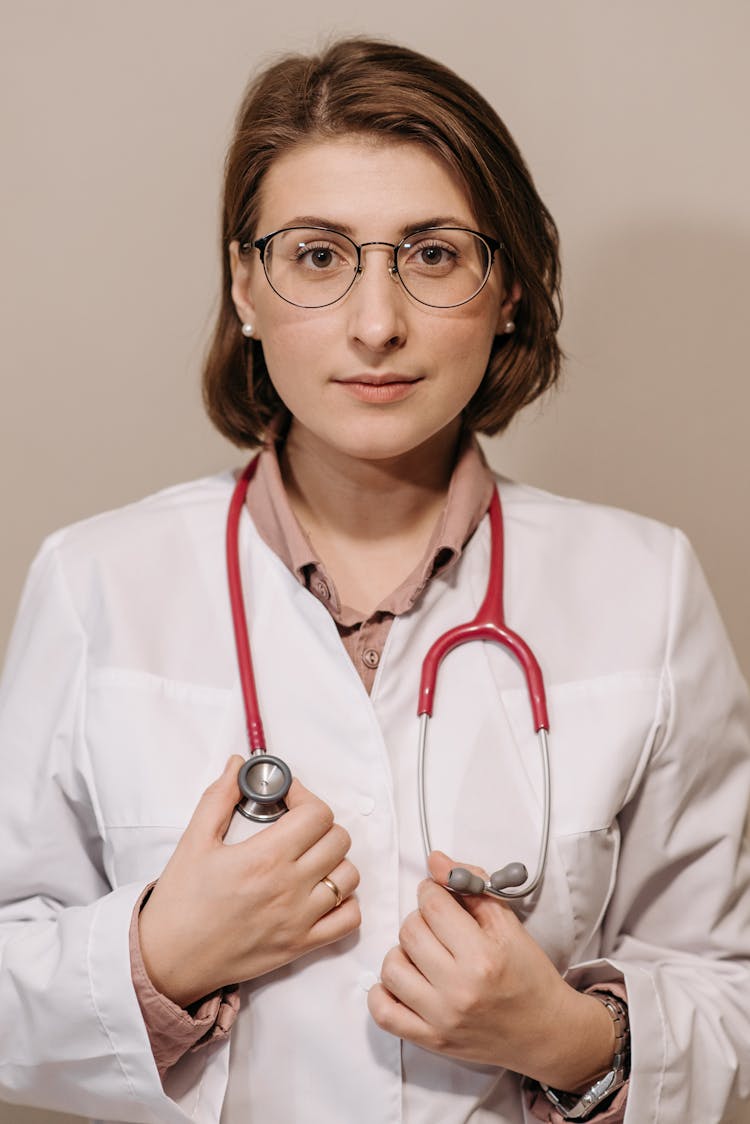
[203,37,562,446]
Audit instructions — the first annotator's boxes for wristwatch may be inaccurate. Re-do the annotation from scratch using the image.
[540,993,630,1120]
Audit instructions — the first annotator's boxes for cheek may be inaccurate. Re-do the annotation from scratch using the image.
[257,317,328,397]
[436,317,498,389]
[433,288,501,358]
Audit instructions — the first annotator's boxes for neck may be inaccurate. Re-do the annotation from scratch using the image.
[279,420,462,544]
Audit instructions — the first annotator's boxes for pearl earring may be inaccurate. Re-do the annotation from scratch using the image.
[504,320,515,334]
[241,323,254,338]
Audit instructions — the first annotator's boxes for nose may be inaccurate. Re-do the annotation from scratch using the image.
[346,243,407,353]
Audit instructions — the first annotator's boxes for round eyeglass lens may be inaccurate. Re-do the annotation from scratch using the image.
[396,229,493,307]
[262,228,359,308]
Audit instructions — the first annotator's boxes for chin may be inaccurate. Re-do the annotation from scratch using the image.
[327,416,459,465]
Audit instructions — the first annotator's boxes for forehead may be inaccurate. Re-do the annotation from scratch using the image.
[255,136,479,237]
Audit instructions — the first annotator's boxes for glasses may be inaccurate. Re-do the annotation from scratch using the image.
[241,225,502,309]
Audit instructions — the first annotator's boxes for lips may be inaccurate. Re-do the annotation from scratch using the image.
[333,375,422,403]
[334,373,422,386]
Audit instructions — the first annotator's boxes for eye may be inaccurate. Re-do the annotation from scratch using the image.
[289,237,353,272]
[296,244,337,269]
[419,245,452,266]
[311,248,333,267]
[401,237,460,273]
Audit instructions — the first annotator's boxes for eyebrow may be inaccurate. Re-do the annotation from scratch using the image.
[272,214,476,238]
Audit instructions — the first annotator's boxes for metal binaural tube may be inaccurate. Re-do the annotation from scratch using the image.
[418,714,552,902]
[482,729,551,900]
[418,713,433,861]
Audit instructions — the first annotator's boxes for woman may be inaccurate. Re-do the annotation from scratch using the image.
[0,37,748,1124]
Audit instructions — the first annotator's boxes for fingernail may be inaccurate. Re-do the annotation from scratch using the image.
[223,756,237,777]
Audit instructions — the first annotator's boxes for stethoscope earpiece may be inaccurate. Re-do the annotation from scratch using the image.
[447,867,486,895]
[489,862,528,892]
[235,754,292,823]
[447,861,529,898]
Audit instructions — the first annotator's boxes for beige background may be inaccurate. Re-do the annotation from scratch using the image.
[1,2,748,1122]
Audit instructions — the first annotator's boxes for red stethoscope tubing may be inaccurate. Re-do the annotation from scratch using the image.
[226,456,266,753]
[227,458,549,750]
[417,489,549,731]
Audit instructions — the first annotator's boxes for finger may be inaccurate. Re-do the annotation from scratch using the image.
[188,755,244,844]
[415,876,483,957]
[298,822,352,880]
[367,981,434,1047]
[398,909,453,986]
[309,858,360,919]
[379,945,437,1022]
[427,852,516,936]
[307,894,361,948]
[252,781,336,858]
[283,777,323,811]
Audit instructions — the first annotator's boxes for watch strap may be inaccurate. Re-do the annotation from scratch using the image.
[540,992,630,1120]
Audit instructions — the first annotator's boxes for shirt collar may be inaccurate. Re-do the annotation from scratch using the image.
[245,423,495,625]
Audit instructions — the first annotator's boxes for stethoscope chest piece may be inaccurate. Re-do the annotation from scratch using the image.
[236,754,292,823]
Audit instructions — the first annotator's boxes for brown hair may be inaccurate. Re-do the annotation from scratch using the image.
[203,37,562,446]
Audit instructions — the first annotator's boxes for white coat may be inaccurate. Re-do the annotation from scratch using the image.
[0,471,749,1124]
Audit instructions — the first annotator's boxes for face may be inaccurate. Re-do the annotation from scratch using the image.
[230,136,519,467]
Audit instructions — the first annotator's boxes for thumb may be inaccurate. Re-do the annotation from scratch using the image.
[186,754,244,844]
[428,850,512,927]
[428,849,487,891]
[428,849,465,887]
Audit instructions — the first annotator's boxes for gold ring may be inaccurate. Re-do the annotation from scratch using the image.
[320,876,343,908]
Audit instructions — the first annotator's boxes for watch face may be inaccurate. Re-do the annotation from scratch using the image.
[542,1070,626,1120]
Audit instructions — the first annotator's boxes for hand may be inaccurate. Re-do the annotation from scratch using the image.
[138,755,360,1007]
[367,852,614,1090]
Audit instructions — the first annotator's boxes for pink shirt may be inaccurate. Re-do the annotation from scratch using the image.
[130,432,627,1121]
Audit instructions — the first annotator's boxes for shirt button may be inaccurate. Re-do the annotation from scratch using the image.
[358,795,376,815]
[312,578,330,601]
[362,648,380,669]
[359,970,379,992]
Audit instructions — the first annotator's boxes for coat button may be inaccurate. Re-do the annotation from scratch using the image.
[312,578,330,601]
[362,648,380,668]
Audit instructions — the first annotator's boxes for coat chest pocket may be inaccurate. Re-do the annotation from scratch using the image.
[502,672,662,955]
[86,668,240,830]
[502,671,662,836]
[86,669,245,886]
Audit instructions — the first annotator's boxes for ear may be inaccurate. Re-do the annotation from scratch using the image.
[496,279,522,335]
[229,240,261,338]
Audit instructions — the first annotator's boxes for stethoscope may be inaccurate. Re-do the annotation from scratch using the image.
[226,456,551,901]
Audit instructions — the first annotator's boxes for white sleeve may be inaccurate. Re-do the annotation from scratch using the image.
[565,530,750,1123]
[0,540,224,1123]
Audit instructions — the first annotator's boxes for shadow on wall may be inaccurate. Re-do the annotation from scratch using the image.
[493,219,750,678]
